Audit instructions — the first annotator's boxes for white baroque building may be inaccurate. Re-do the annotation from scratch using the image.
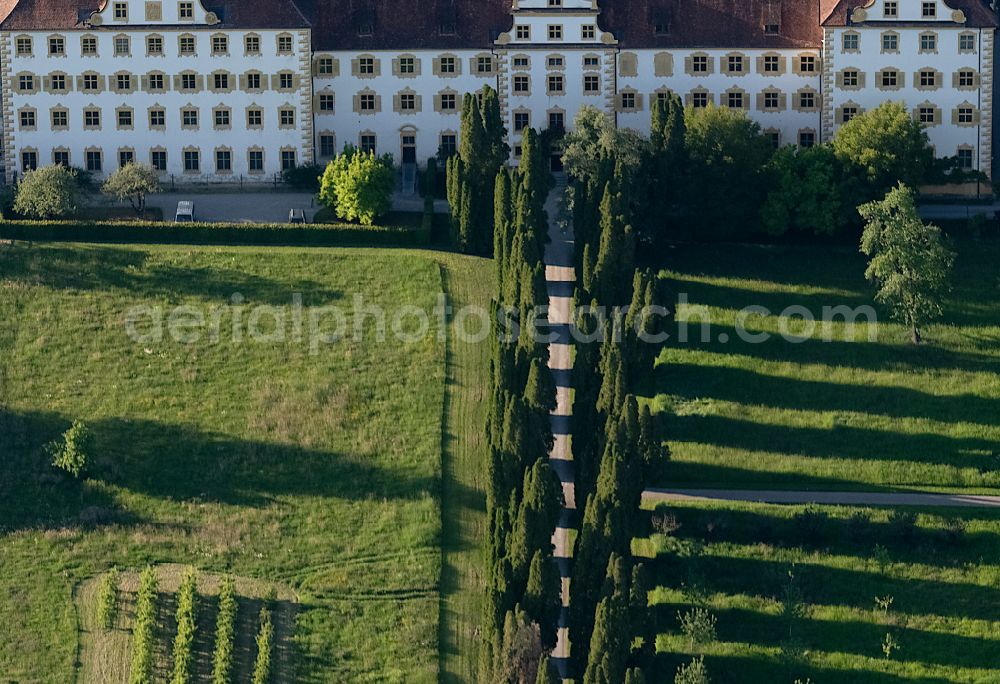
[0,0,996,184]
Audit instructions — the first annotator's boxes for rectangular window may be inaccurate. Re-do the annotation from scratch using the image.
[117,74,132,91]
[84,110,101,128]
[83,74,98,91]
[181,73,197,90]
[764,92,779,109]
[549,112,564,129]
[400,93,416,110]
[621,92,636,109]
[248,150,264,172]
[114,36,130,55]
[584,74,600,93]
[360,135,377,154]
[117,109,133,127]
[763,55,779,73]
[922,2,936,17]
[18,75,34,92]
[960,33,976,51]
[119,150,134,167]
[728,55,744,73]
[516,25,530,40]
[548,25,562,40]
[247,108,263,127]
[184,150,200,172]
[320,135,336,157]
[727,92,744,109]
[884,1,898,17]
[440,93,456,110]
[882,33,898,51]
[214,109,230,127]
[798,56,816,73]
[920,70,936,88]
[958,70,976,88]
[547,56,563,68]
[86,150,102,172]
[440,134,457,157]
[399,57,415,74]
[212,35,227,54]
[216,150,232,172]
[958,107,974,124]
[279,108,296,126]
[22,151,38,172]
[920,34,937,52]
[843,33,859,51]
[957,148,974,169]
[148,73,165,90]
[51,74,67,91]
[246,73,261,90]
[281,150,297,171]
[360,94,376,111]
[881,71,898,88]
[799,131,816,148]
[918,107,936,124]
[82,36,97,55]
[113,2,128,19]
[692,55,708,73]
[179,36,196,54]
[843,70,859,87]
[692,92,708,108]
[583,56,599,67]
[319,93,335,111]
[439,57,456,74]
[477,56,494,73]
[147,36,163,54]
[214,73,230,90]
[149,109,165,127]
[16,37,32,56]
[182,109,198,127]
[52,110,68,127]
[19,111,35,128]
[842,106,858,123]
[547,74,564,94]
[277,35,293,54]
[582,24,595,40]
[279,73,294,90]
[514,111,530,132]
[513,75,529,93]
[49,37,65,55]
[179,1,194,19]
[359,57,375,75]
[798,91,815,109]
[245,35,260,54]
[151,150,167,171]
[53,150,70,166]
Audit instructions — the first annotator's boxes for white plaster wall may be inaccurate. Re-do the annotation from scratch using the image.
[4,28,310,181]
[826,26,987,165]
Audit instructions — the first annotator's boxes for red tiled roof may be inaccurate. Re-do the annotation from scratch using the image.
[308,0,512,52]
[600,0,825,49]
[822,0,998,26]
[0,0,311,30]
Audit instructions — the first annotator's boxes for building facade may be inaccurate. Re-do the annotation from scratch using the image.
[0,0,995,183]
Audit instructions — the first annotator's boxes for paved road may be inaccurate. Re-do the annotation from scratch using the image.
[644,489,1000,508]
[139,190,448,224]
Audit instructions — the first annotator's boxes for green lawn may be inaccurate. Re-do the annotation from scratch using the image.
[641,500,1000,683]
[653,242,1000,491]
[644,241,1000,682]
[0,243,452,682]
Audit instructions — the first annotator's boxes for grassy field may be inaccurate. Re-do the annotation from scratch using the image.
[0,243,451,682]
[641,500,1000,683]
[653,241,1000,491]
[644,240,1000,682]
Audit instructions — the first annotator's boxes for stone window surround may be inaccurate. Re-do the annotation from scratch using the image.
[685,52,714,76]
[836,67,865,90]
[315,55,339,77]
[182,147,201,175]
[724,87,749,110]
[211,32,229,56]
[143,71,168,93]
[583,73,601,95]
[619,51,639,78]
[792,53,817,76]
[18,106,38,131]
[618,88,642,112]
[685,88,714,108]
[246,106,264,129]
[474,53,497,76]
[315,90,336,113]
[393,88,422,115]
[654,52,673,77]
[113,33,131,57]
[83,107,102,130]
[546,72,565,96]
[393,54,421,78]
[918,31,938,54]
[914,101,942,126]
[278,105,297,128]
[50,106,70,130]
[511,54,531,71]
[953,103,980,127]
[181,106,200,130]
[881,31,900,54]
[247,147,265,175]
[214,146,234,174]
[512,73,531,96]
[876,67,904,91]
[433,54,462,77]
[914,67,943,91]
[354,88,382,115]
[958,31,978,54]
[52,147,71,165]
[434,89,459,113]
[723,52,749,76]
[954,68,980,90]
[836,101,864,124]
[212,105,232,129]
[841,30,861,53]
[148,106,167,130]
[115,105,135,130]
[43,72,71,94]
[756,87,787,112]
[353,54,381,78]
[146,33,165,56]
[757,52,786,75]
[47,34,67,57]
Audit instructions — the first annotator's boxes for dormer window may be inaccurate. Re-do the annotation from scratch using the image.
[113,2,128,20]
[762,1,780,35]
[884,1,898,17]
[354,5,375,36]
[651,7,673,36]
[764,24,779,34]
[922,2,936,17]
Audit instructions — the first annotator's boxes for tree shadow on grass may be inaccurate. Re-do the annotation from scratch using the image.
[663,414,1000,475]
[0,244,343,305]
[652,602,999,670]
[664,362,1000,430]
[648,552,1000,623]
[0,406,436,533]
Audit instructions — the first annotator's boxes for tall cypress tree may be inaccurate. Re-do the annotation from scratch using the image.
[495,169,513,287]
[524,550,562,650]
[583,554,630,684]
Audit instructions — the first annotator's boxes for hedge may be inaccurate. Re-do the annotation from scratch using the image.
[0,218,431,247]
